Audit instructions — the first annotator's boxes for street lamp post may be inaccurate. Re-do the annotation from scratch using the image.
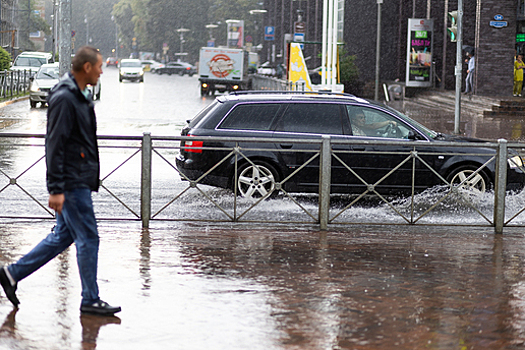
[176,27,190,60]
[249,9,267,49]
[205,23,218,46]
[111,15,118,58]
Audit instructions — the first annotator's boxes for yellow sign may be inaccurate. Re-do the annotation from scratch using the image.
[288,43,312,91]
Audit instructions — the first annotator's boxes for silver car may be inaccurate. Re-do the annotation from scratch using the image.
[119,59,144,82]
[29,62,59,108]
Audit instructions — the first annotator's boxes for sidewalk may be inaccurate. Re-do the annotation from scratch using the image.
[1,221,525,350]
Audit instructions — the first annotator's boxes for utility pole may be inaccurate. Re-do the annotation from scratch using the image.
[58,0,71,77]
[374,0,382,101]
[453,0,463,134]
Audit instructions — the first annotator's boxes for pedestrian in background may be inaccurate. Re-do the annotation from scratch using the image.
[514,54,525,97]
[0,46,121,316]
[464,50,475,94]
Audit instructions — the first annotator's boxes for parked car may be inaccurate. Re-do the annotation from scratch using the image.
[176,91,525,199]
[156,61,196,76]
[29,62,59,108]
[87,80,101,100]
[141,60,164,73]
[106,57,118,67]
[119,59,144,82]
[11,51,53,77]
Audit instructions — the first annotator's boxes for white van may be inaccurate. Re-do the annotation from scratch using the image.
[11,51,53,75]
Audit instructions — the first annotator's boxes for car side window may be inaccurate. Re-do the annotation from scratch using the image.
[276,103,343,135]
[347,105,410,138]
[218,104,281,131]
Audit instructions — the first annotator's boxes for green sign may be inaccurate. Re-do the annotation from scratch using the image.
[517,33,525,42]
[415,31,428,39]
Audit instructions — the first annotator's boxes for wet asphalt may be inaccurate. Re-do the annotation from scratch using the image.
[2,222,525,350]
[2,71,525,349]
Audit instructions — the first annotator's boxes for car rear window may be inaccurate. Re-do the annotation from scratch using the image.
[218,104,281,131]
[275,103,343,135]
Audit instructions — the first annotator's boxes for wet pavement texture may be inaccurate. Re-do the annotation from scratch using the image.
[2,71,525,349]
[1,222,525,349]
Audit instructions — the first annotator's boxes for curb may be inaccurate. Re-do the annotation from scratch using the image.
[0,95,29,108]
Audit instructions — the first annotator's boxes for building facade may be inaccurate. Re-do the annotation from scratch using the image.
[261,0,519,97]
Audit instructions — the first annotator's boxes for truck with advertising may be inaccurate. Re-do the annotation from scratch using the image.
[198,47,251,96]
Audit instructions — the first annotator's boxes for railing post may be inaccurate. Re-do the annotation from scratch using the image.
[319,135,331,230]
[494,139,507,234]
[141,132,152,228]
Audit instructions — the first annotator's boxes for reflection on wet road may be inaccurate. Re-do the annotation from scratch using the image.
[3,70,525,349]
[2,222,525,349]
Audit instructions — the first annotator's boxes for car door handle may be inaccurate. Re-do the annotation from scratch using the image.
[351,146,366,151]
[280,143,293,149]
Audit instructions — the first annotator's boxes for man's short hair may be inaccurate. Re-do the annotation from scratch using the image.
[71,46,101,72]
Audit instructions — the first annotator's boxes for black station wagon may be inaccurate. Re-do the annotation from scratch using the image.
[176,92,525,198]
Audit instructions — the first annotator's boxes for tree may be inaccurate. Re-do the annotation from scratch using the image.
[18,0,51,51]
[0,47,12,70]
[339,50,361,95]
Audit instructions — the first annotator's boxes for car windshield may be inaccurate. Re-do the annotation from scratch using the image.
[120,61,141,67]
[382,105,439,139]
[36,67,59,79]
[14,57,46,67]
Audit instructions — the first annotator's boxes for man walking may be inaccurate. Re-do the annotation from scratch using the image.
[0,46,121,316]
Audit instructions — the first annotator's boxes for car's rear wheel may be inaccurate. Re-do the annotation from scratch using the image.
[236,161,279,199]
[447,165,490,193]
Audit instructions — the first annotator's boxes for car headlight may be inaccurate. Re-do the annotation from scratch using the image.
[139,71,144,76]
[508,155,524,168]
[30,83,39,92]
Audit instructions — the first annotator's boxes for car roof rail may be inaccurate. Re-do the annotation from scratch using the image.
[230,90,356,98]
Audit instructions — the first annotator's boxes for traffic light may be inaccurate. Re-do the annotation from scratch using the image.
[447,11,458,42]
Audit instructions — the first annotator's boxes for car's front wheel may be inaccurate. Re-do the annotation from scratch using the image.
[30,100,37,108]
[236,161,279,198]
[447,165,490,193]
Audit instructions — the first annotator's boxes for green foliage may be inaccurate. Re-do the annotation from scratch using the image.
[111,0,261,62]
[339,50,360,94]
[0,47,11,71]
[16,0,52,51]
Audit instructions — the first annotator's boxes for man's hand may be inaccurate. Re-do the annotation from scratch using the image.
[48,194,65,215]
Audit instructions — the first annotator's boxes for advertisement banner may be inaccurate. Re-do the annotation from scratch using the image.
[227,20,244,49]
[405,18,434,87]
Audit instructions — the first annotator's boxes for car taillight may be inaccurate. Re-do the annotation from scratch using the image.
[182,135,203,153]
[186,67,191,70]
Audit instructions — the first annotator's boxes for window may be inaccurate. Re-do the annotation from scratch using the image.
[219,104,281,131]
[347,105,411,138]
[276,103,343,135]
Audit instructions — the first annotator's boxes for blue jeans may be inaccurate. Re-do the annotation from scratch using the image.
[8,188,100,304]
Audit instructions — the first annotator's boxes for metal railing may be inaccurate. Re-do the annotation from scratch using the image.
[1,133,524,233]
[0,70,30,98]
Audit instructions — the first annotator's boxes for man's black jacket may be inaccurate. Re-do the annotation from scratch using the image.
[46,72,100,194]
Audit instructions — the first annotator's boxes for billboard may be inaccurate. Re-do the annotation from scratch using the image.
[405,18,434,87]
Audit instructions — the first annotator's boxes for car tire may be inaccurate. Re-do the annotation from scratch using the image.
[179,71,184,76]
[119,76,123,82]
[158,71,163,75]
[96,87,101,100]
[30,100,37,108]
[150,69,155,73]
[235,161,280,199]
[447,165,491,193]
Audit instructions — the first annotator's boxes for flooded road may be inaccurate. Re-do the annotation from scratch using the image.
[2,222,525,349]
[2,70,525,349]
